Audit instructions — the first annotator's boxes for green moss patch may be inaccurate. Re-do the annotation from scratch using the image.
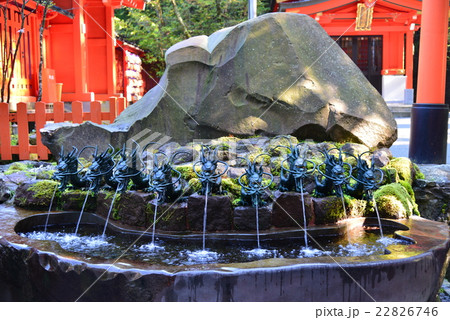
[373,183,419,218]
[386,157,423,185]
[4,162,33,175]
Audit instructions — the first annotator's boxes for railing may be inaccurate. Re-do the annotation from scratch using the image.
[0,97,127,161]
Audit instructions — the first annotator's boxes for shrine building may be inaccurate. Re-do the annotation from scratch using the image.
[0,0,148,103]
[272,0,424,103]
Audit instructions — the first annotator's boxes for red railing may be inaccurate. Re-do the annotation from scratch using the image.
[0,97,127,161]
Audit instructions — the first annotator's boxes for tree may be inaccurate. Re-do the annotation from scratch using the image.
[115,0,271,76]
[1,0,36,103]
[36,0,53,102]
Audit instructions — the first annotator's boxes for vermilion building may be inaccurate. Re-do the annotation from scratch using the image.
[0,0,146,103]
[272,0,424,103]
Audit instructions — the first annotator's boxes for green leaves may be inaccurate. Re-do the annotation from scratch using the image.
[115,0,271,76]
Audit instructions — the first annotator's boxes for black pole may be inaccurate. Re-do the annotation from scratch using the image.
[409,103,449,164]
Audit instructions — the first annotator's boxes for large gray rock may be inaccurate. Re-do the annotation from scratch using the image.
[41,13,397,157]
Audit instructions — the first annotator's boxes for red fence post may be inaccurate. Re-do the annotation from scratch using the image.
[35,102,49,160]
[0,103,12,160]
[17,102,29,160]
[72,101,83,123]
[54,101,65,123]
[109,97,117,123]
[117,97,126,115]
[91,101,102,124]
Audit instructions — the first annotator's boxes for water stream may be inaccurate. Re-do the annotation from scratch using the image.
[74,184,92,236]
[151,192,159,247]
[372,192,384,238]
[101,187,119,238]
[299,180,308,247]
[44,184,58,233]
[255,198,261,249]
[202,183,209,251]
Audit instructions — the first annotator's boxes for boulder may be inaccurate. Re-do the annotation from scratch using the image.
[41,13,397,157]
[14,180,59,210]
[0,178,10,203]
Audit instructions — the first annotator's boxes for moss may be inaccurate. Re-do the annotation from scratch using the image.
[15,196,27,207]
[218,136,240,144]
[412,163,425,180]
[232,197,242,207]
[345,195,367,218]
[61,189,96,212]
[398,180,415,202]
[175,165,197,180]
[382,167,399,184]
[319,196,347,224]
[376,195,407,219]
[387,157,414,184]
[27,180,60,201]
[188,178,201,193]
[262,178,277,191]
[441,203,448,215]
[221,178,241,199]
[267,136,299,156]
[4,162,33,175]
[373,183,419,218]
[270,156,286,176]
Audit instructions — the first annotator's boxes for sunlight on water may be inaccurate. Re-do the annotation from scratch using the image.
[187,250,219,263]
[137,242,164,253]
[376,236,407,246]
[242,248,274,257]
[298,247,325,258]
[20,225,411,266]
[336,243,381,256]
[23,230,116,251]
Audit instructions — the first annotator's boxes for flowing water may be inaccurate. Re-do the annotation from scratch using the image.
[101,187,119,238]
[151,192,158,247]
[21,224,409,266]
[202,183,209,251]
[44,184,58,233]
[74,184,92,236]
[299,180,308,247]
[255,199,261,249]
[371,192,384,239]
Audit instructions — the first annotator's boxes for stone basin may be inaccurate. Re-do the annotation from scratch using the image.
[0,204,449,302]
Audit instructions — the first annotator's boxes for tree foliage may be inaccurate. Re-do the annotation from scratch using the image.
[115,0,271,76]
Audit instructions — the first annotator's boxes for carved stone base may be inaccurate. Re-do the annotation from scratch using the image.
[233,205,271,231]
[187,194,232,231]
[272,191,313,227]
[146,200,188,231]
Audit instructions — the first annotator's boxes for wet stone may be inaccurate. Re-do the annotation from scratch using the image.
[60,190,97,212]
[272,191,313,228]
[312,196,347,225]
[116,191,154,227]
[146,200,188,231]
[96,190,114,218]
[233,205,272,231]
[187,194,232,231]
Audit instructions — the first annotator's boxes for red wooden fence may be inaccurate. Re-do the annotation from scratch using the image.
[0,97,127,161]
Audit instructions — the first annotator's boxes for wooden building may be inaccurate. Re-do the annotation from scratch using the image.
[272,0,424,103]
[0,0,146,103]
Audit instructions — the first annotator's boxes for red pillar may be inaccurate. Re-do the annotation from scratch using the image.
[405,31,414,90]
[409,0,449,164]
[416,0,449,104]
